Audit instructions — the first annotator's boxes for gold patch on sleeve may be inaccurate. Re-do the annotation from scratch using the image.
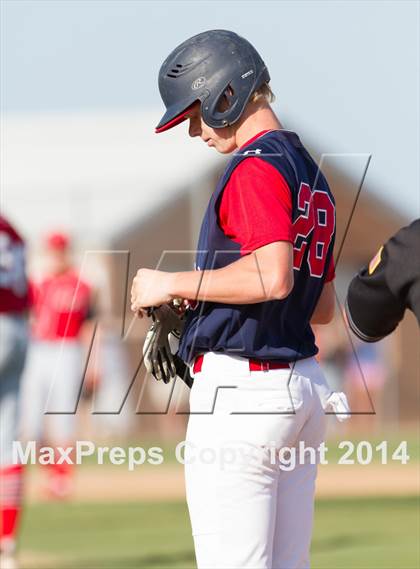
[368,246,384,275]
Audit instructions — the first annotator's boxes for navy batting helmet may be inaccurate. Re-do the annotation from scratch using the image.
[155,30,270,133]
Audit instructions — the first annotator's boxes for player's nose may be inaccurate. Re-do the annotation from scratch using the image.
[188,117,201,138]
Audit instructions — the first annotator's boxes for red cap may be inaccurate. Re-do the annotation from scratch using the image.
[45,231,70,250]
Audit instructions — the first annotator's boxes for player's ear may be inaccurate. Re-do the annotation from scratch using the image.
[216,85,235,113]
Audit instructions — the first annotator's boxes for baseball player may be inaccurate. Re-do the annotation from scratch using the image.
[346,219,420,340]
[0,215,30,569]
[20,232,94,499]
[132,30,349,569]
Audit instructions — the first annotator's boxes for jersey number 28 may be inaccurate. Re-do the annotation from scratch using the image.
[293,182,335,278]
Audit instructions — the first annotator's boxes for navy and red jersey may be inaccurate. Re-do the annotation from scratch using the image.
[217,132,335,283]
[0,215,30,314]
[178,129,336,364]
[31,269,93,341]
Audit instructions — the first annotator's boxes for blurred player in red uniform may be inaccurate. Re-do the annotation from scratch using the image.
[0,215,30,569]
[20,232,95,499]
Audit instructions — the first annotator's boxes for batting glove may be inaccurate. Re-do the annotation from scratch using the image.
[143,303,184,383]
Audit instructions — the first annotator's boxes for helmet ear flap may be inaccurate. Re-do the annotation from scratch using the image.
[216,85,235,113]
[202,83,240,128]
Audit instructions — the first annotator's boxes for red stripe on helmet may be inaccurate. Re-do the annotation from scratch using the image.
[155,102,198,134]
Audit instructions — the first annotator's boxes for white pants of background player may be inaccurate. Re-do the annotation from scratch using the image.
[185,353,340,569]
[20,340,83,443]
[0,314,28,465]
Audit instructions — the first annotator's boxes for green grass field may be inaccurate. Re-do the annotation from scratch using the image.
[19,496,419,569]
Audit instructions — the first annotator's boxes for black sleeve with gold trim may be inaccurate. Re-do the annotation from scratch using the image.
[346,219,420,342]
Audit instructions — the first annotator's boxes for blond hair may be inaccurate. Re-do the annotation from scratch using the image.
[250,82,275,104]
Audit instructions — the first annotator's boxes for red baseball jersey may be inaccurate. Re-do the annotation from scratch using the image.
[0,215,30,314]
[31,269,93,341]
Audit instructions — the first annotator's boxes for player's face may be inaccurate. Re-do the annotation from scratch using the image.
[186,102,237,154]
[46,248,70,274]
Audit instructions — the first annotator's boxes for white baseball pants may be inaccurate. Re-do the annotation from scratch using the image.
[20,340,84,443]
[185,353,329,569]
[0,314,28,465]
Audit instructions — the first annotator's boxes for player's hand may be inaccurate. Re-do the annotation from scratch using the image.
[130,268,174,316]
[172,298,190,316]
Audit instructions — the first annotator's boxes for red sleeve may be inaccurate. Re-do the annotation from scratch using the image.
[218,158,293,255]
[325,257,336,282]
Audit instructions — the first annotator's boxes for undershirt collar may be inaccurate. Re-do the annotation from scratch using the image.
[239,129,273,150]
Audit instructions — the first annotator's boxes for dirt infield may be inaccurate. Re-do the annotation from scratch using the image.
[26,463,419,503]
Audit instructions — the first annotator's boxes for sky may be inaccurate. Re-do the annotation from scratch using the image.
[1,0,419,217]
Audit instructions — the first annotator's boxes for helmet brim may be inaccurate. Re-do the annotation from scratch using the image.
[155,100,198,134]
